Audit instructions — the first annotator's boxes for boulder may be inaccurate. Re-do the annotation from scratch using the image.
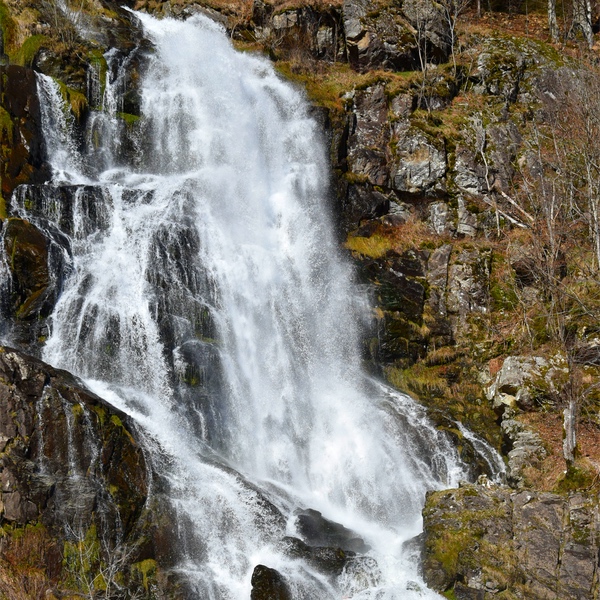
[487,355,568,412]
[295,508,370,553]
[250,565,292,600]
[281,536,355,577]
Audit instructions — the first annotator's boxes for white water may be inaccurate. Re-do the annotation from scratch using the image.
[22,12,489,598]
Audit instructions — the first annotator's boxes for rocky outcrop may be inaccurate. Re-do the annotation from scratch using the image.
[343,0,449,72]
[0,346,179,598]
[0,215,71,352]
[0,65,50,202]
[422,483,600,600]
[500,412,547,488]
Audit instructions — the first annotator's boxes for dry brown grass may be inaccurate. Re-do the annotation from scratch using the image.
[519,412,600,491]
[0,524,61,600]
[345,220,439,258]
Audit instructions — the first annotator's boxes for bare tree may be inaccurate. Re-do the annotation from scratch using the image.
[439,0,471,75]
[500,64,600,465]
[571,0,594,47]
[548,0,559,41]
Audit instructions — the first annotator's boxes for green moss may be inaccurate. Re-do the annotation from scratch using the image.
[110,414,123,428]
[0,0,17,54]
[0,105,13,140]
[131,558,157,592]
[555,464,595,493]
[10,35,49,67]
[91,404,107,426]
[117,112,141,126]
[56,79,88,121]
[490,281,518,311]
[62,523,103,592]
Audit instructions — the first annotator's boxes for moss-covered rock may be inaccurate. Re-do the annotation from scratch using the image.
[423,484,600,600]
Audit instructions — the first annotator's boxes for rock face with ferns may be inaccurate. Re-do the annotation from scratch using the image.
[1,0,600,598]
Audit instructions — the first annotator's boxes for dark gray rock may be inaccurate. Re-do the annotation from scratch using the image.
[0,66,51,200]
[295,508,370,553]
[250,565,292,600]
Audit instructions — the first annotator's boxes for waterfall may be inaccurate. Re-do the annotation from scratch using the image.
[11,11,495,598]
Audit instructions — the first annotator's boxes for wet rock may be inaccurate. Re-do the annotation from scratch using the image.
[0,66,51,200]
[281,536,355,576]
[338,556,382,597]
[0,345,188,596]
[295,508,370,553]
[0,346,147,534]
[250,565,292,600]
[2,218,50,319]
[1,216,71,353]
[10,184,112,239]
[423,484,600,599]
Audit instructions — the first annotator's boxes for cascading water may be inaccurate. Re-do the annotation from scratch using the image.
[6,11,502,599]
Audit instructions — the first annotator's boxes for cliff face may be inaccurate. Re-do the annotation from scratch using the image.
[423,484,600,600]
[1,0,600,597]
[0,346,181,599]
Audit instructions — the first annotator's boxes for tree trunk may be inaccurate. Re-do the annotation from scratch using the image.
[563,399,577,467]
[548,0,559,41]
[572,0,594,48]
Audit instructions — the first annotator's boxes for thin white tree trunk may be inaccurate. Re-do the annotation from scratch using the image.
[563,399,577,466]
[548,0,559,41]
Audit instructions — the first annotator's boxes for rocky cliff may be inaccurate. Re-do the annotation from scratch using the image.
[423,483,600,599]
[1,0,600,597]
[0,346,178,598]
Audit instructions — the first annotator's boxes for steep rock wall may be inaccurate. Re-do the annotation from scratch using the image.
[423,483,600,600]
[0,346,180,599]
